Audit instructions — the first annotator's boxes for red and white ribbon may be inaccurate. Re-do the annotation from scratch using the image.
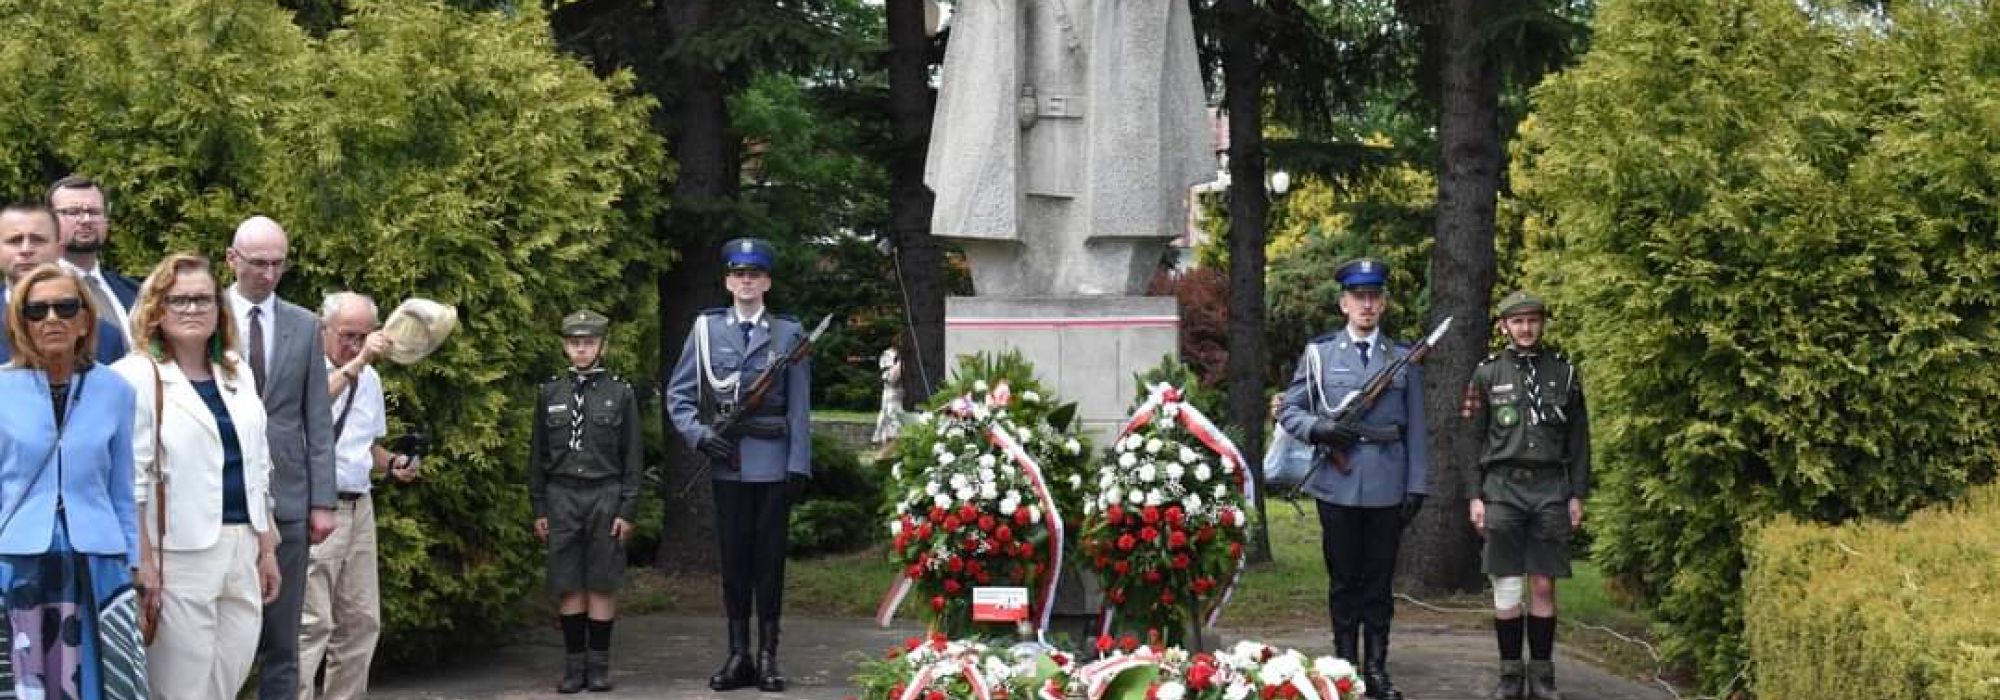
[894,657,994,700]
[877,573,917,628]
[986,422,1064,639]
[1075,654,1162,700]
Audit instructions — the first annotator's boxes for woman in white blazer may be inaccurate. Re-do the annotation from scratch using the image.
[112,253,280,700]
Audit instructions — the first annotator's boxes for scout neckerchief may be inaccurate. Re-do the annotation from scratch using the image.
[1512,345,1571,426]
[567,364,604,451]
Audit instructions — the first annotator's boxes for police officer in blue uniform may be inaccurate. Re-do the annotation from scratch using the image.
[1277,257,1429,700]
[666,238,812,693]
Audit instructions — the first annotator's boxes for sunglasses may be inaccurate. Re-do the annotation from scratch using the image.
[21,298,84,322]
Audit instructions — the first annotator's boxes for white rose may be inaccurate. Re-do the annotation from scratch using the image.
[889,520,904,537]
[949,474,970,491]
[1006,489,1021,503]
[1183,494,1203,513]
[1119,453,1138,468]
[1145,489,1165,507]
[999,499,1018,516]
[1099,473,1116,488]
[1145,438,1164,454]
[1106,487,1124,505]
[939,452,957,465]
[1123,434,1144,451]
[979,468,997,484]
[1138,464,1157,483]
[980,483,999,500]
[1165,463,1185,481]
[974,380,990,393]
[978,454,997,469]
[1259,652,1303,685]
[1022,390,1041,403]
[1127,489,1144,504]
[925,482,942,496]
[1213,484,1228,499]
[1194,463,1212,482]
[1313,656,1357,680]
[897,500,911,514]
[1179,446,1200,464]
[1027,505,1042,523]
[1155,681,1187,700]
[1065,438,1082,455]
[934,493,953,509]
[956,487,976,502]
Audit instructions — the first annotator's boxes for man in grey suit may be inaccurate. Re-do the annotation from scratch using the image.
[228,215,337,700]
[1278,257,1429,700]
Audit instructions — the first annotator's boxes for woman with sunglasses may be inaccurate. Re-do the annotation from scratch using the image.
[0,263,146,699]
[112,254,281,700]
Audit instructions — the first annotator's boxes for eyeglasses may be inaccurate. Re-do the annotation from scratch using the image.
[54,207,106,220]
[21,298,84,321]
[332,331,371,345]
[232,249,288,272]
[164,294,218,313]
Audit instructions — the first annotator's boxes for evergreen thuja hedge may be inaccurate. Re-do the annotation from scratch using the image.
[1512,0,2000,688]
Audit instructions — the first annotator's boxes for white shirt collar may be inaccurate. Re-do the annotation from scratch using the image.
[1346,327,1381,346]
[229,284,275,318]
[730,306,766,327]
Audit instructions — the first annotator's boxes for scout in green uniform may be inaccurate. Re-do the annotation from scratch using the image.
[1461,291,1591,700]
[529,310,644,694]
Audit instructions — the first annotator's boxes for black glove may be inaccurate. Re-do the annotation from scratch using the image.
[697,433,736,462]
[1400,494,1426,526]
[786,474,810,501]
[1307,419,1362,449]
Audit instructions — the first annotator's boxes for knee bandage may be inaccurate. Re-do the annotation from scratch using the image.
[1492,576,1525,611]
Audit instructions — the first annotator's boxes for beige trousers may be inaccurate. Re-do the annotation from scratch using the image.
[299,493,382,700]
[148,524,264,700]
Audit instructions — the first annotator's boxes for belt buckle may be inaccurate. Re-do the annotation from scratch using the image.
[1509,467,1536,481]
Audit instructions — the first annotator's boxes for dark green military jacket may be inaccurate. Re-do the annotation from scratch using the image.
[1462,346,1591,498]
[529,369,644,520]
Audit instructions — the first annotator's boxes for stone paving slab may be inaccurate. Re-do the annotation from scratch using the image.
[369,615,1673,700]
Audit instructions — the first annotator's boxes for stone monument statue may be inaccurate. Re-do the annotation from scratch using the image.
[925,0,1213,297]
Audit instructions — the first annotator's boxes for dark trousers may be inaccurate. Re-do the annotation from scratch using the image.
[1316,501,1403,632]
[258,517,310,700]
[712,480,792,623]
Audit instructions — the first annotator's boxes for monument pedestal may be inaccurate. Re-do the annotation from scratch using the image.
[945,296,1179,444]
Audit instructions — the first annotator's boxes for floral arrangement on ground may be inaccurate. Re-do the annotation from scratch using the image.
[1080,384,1255,646]
[849,634,1364,700]
[879,352,1091,636]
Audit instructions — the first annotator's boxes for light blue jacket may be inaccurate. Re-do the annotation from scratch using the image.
[0,365,140,565]
[1278,332,1430,508]
[667,309,812,483]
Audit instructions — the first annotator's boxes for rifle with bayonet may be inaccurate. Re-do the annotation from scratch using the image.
[680,314,833,497]
[1285,317,1454,503]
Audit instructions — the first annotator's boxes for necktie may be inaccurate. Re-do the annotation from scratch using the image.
[84,273,117,322]
[1356,340,1371,367]
[249,306,268,397]
[738,321,754,345]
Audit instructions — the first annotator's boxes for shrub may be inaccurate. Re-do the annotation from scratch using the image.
[789,433,883,557]
[1746,483,2000,699]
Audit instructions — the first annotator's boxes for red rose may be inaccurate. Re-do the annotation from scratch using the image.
[948,558,966,573]
[905,564,924,578]
[1120,634,1139,652]
[959,504,978,522]
[1142,505,1161,524]
[1107,505,1125,525]
[891,684,906,698]
[1117,535,1137,552]
[1109,588,1127,604]
[930,596,945,612]
[1261,684,1280,700]
[1172,554,1191,570]
[1197,526,1215,543]
[903,636,922,651]
[1168,531,1189,550]
[917,523,934,540]
[1230,541,1245,558]
[1113,561,1131,576]
[1187,664,1215,690]
[1141,526,1160,542]
[1144,569,1163,584]
[1159,589,1176,605]
[975,571,992,584]
[1165,506,1185,527]
[943,516,962,531]
[996,525,1014,543]
[1096,634,1114,653]
[929,690,947,700]
[1015,508,1032,526]
[1335,677,1354,694]
[1192,577,1215,594]
[943,579,962,594]
[1146,682,1162,700]
[929,506,947,522]
[1051,652,1069,666]
[1020,542,1036,558]
[978,515,997,532]
[966,559,985,576]
[1095,555,1110,569]
[963,538,982,553]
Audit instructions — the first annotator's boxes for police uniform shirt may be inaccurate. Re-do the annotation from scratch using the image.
[666,309,813,483]
[1275,331,1431,509]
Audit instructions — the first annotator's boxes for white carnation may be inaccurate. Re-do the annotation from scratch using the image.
[1213,484,1228,499]
[1259,652,1304,685]
[938,452,957,465]
[1193,463,1212,482]
[889,520,904,537]
[1123,434,1144,451]
[1106,487,1124,505]
[1145,489,1165,507]
[1064,438,1082,455]
[1127,489,1144,504]
[933,493,953,509]
[1118,453,1138,468]
[999,499,1019,516]
[978,454,997,469]
[980,483,999,500]
[1183,494,1203,513]
[1027,505,1042,523]
[1179,446,1199,464]
[1313,656,1357,680]
[978,468,997,484]
[956,487,977,502]
[947,427,966,440]
[1137,464,1157,483]
[925,482,942,496]
[1165,463,1185,481]
[949,474,969,491]
[1145,438,1164,454]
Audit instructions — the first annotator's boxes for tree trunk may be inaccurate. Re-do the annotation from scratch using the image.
[886,0,945,407]
[652,0,743,574]
[1219,0,1274,564]
[1400,0,1501,594]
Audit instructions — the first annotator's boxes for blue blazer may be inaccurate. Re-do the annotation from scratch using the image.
[1278,332,1431,508]
[667,309,812,483]
[101,266,141,312]
[0,365,141,565]
[0,288,130,366]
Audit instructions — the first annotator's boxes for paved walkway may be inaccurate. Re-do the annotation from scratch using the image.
[370,614,1672,700]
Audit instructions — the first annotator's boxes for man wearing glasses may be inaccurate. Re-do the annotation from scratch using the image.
[0,201,128,364]
[226,215,338,700]
[48,175,140,344]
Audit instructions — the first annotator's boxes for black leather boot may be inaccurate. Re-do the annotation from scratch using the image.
[586,650,613,692]
[757,619,787,692]
[1489,660,1525,700]
[1525,660,1562,700]
[709,619,759,691]
[559,653,588,694]
[1362,625,1404,700]
[1333,621,1360,665]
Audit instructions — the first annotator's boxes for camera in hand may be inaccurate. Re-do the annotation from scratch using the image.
[391,432,430,459]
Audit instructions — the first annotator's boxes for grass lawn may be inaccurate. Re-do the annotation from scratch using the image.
[812,409,877,423]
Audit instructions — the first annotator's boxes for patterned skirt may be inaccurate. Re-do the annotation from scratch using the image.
[0,521,147,700]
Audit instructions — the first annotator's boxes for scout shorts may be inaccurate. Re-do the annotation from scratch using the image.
[1480,465,1574,578]
[546,477,627,594]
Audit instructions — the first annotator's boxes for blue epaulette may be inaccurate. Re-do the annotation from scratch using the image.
[699,307,729,317]
[1307,331,1341,345]
[772,312,799,323]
